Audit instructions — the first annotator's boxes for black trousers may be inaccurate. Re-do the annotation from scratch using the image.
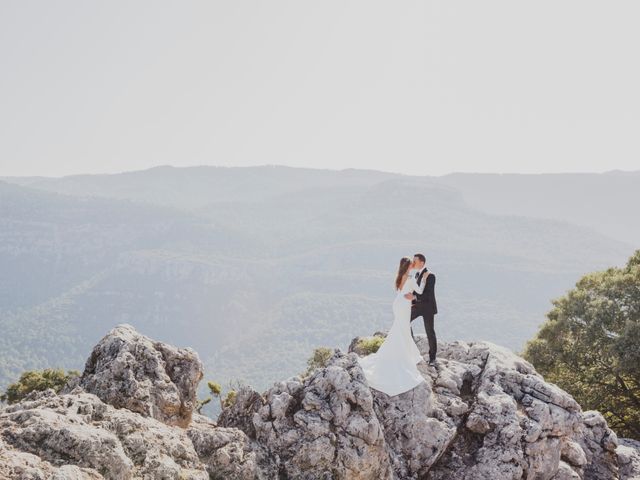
[410,306,437,362]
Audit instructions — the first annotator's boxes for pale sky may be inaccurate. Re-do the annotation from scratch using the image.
[1,1,639,177]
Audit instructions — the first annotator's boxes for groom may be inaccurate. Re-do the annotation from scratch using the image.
[405,253,438,366]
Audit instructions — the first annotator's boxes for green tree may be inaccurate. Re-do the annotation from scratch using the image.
[1,369,80,404]
[523,250,640,439]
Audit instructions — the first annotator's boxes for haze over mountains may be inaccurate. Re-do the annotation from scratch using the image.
[6,166,639,244]
[438,171,640,245]
[0,166,636,400]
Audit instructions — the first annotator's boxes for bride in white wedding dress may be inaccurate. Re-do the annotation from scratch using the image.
[358,256,427,396]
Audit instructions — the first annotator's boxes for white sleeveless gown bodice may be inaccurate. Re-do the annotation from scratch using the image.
[357,275,425,396]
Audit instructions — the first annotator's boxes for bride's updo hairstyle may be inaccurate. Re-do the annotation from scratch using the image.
[395,256,412,290]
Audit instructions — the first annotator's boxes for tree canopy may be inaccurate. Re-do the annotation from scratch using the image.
[524,250,640,439]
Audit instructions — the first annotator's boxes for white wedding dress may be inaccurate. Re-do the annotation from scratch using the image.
[357,273,426,396]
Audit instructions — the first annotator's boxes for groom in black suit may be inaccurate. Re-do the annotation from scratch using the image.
[408,253,438,365]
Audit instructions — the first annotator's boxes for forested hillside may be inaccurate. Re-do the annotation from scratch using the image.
[0,167,634,398]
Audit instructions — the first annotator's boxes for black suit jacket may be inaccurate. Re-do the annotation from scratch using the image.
[413,269,438,315]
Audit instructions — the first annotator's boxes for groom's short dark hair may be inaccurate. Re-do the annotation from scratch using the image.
[414,253,426,263]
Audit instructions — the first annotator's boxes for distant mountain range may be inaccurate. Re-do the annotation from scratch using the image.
[437,171,640,246]
[5,167,639,244]
[0,166,636,399]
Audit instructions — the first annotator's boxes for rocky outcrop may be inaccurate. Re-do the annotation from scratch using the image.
[617,438,640,480]
[1,325,639,480]
[0,325,270,480]
[77,324,203,428]
[0,435,104,480]
[223,336,640,480]
[188,413,276,479]
[241,352,391,479]
[0,388,207,479]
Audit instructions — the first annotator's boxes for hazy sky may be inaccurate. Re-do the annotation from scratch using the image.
[1,1,639,177]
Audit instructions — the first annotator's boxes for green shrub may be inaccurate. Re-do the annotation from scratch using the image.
[207,381,222,396]
[356,336,385,355]
[1,368,80,404]
[304,347,334,376]
[223,390,237,408]
[196,397,211,414]
[198,380,241,413]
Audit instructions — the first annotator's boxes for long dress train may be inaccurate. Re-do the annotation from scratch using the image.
[357,274,426,396]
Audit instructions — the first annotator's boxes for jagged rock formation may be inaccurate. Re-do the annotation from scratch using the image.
[1,325,639,479]
[221,337,640,480]
[618,439,640,480]
[76,324,203,428]
[0,325,268,480]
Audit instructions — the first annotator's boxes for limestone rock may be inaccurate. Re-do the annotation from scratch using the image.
[78,324,203,427]
[0,436,104,480]
[617,438,640,480]
[187,413,276,479]
[0,388,208,480]
[240,351,393,479]
[576,409,621,479]
[415,338,619,480]
[0,326,261,479]
[2,325,639,480]
[223,335,637,480]
[218,386,265,439]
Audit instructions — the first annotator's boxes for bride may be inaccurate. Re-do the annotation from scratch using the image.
[357,256,427,396]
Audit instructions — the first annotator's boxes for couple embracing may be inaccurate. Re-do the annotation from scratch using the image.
[358,253,438,396]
